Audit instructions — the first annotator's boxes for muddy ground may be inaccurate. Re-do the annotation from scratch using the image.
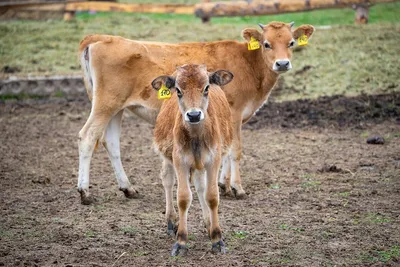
[1,93,399,266]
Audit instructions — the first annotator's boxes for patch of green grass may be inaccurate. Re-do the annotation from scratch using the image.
[0,229,13,238]
[120,226,138,234]
[337,191,350,198]
[0,93,42,100]
[269,184,281,189]
[232,230,248,239]
[279,223,289,230]
[112,1,400,26]
[361,246,400,263]
[279,223,304,232]
[94,204,105,211]
[279,257,291,263]
[366,213,392,224]
[132,251,147,257]
[300,173,313,179]
[300,174,321,189]
[188,233,196,241]
[302,180,321,188]
[170,255,182,262]
[360,132,369,138]
[375,246,400,263]
[54,90,65,97]
[84,230,97,238]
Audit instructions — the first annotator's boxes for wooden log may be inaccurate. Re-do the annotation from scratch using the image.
[65,1,194,15]
[194,0,399,20]
[0,1,194,20]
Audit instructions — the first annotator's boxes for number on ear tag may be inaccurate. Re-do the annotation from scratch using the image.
[158,84,171,99]
[248,37,260,50]
[298,34,308,46]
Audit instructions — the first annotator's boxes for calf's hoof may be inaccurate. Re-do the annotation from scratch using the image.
[167,220,178,237]
[78,189,94,205]
[171,242,188,257]
[211,240,227,254]
[232,187,247,199]
[218,182,234,198]
[120,187,139,199]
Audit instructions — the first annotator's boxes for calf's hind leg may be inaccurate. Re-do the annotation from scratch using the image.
[193,170,211,232]
[161,160,178,236]
[102,109,139,199]
[230,117,246,199]
[77,107,113,205]
[218,154,232,197]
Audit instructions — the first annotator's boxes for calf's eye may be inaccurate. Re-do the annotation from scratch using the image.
[176,88,183,98]
[264,42,271,49]
[289,41,295,48]
[204,85,209,96]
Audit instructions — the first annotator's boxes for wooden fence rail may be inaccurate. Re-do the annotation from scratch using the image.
[1,0,399,23]
[194,0,399,22]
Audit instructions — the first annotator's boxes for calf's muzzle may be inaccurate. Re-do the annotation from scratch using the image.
[185,110,203,124]
[273,59,292,72]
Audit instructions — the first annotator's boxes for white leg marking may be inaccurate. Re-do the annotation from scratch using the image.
[103,110,132,189]
[230,157,240,189]
[161,160,176,221]
[77,134,95,191]
[219,154,231,185]
[194,170,210,226]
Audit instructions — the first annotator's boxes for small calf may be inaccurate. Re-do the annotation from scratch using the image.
[152,64,233,256]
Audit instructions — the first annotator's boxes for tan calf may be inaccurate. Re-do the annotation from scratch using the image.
[153,64,233,256]
[77,21,315,204]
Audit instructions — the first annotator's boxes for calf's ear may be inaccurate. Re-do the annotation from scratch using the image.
[293,25,315,40]
[242,28,263,43]
[209,70,234,86]
[151,76,175,90]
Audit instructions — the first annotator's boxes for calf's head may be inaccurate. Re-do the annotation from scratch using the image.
[242,21,315,74]
[152,64,233,124]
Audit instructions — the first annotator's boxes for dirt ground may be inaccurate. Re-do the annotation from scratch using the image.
[1,93,399,266]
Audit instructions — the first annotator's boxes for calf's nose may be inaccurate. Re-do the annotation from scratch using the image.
[273,60,292,72]
[186,111,202,123]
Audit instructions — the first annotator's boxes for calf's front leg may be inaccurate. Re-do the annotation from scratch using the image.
[206,155,226,254]
[171,157,192,257]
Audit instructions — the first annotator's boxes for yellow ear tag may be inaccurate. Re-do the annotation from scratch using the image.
[248,37,260,50]
[157,84,171,100]
[297,34,308,46]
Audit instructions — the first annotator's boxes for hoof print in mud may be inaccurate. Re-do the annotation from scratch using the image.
[120,188,140,199]
[167,220,178,236]
[171,242,188,257]
[211,240,227,254]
